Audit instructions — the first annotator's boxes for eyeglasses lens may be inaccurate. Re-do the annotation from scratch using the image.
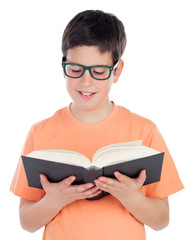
[91,67,110,79]
[66,65,83,78]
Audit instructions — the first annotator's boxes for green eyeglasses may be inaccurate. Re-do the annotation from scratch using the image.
[62,61,119,80]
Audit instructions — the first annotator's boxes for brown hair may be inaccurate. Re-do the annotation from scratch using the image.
[62,10,127,63]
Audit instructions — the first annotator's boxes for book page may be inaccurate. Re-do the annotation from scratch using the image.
[93,146,160,168]
[92,141,142,162]
[26,150,92,168]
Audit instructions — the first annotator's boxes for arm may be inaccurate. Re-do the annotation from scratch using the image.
[94,170,169,231]
[19,174,101,232]
[120,193,169,231]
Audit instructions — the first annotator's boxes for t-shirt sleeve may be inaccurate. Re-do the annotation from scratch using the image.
[10,126,45,201]
[142,127,184,198]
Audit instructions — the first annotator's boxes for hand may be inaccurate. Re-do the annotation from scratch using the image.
[40,174,101,208]
[94,170,146,203]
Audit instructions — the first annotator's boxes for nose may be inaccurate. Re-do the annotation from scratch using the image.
[80,69,93,85]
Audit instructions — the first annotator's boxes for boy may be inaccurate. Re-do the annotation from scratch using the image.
[10,10,184,240]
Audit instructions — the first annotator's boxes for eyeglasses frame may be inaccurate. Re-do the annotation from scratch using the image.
[61,60,119,80]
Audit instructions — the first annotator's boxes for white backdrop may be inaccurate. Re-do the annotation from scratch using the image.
[1,0,185,239]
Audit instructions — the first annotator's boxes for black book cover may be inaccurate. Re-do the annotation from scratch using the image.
[22,152,164,200]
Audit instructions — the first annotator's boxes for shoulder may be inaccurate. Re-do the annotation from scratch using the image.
[31,107,67,135]
[117,105,156,129]
[116,105,157,145]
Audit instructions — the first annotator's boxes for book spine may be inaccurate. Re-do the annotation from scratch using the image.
[84,166,104,200]
[84,166,103,183]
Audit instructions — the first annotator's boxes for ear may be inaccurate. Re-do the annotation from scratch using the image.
[113,59,124,83]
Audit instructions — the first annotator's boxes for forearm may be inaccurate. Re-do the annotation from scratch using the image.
[121,192,169,231]
[19,196,64,232]
[19,174,100,233]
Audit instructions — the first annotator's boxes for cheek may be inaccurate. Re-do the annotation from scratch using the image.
[65,78,76,93]
[97,80,113,94]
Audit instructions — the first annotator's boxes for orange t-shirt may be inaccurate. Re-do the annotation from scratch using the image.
[10,103,184,240]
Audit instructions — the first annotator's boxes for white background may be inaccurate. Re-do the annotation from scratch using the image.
[1,0,185,239]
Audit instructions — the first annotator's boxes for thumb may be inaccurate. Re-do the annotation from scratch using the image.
[40,174,51,191]
[135,170,146,188]
[62,176,76,187]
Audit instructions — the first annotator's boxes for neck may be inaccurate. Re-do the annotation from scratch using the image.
[70,101,114,124]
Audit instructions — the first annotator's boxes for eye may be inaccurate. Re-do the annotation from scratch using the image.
[70,66,82,72]
[72,69,82,73]
[67,65,83,76]
[92,67,106,75]
[93,70,105,75]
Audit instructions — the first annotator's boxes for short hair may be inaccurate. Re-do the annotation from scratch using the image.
[62,10,127,63]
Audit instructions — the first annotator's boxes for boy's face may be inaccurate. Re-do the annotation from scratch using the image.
[64,45,123,115]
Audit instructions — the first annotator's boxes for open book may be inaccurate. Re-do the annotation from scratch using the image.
[22,141,164,200]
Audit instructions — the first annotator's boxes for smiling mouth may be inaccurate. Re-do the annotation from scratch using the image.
[80,91,94,96]
[78,91,96,99]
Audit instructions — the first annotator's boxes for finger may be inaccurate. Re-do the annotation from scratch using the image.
[94,179,112,192]
[74,182,94,193]
[62,176,76,187]
[97,176,115,185]
[82,186,100,196]
[81,186,102,199]
[85,190,102,199]
[40,174,51,191]
[72,185,101,200]
[114,171,131,183]
[135,170,146,187]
